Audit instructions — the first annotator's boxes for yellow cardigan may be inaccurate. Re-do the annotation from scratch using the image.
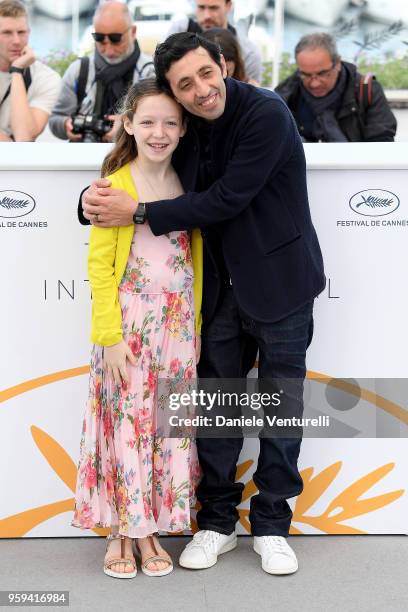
[88,162,203,346]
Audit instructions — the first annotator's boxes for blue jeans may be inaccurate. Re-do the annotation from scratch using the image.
[196,286,314,537]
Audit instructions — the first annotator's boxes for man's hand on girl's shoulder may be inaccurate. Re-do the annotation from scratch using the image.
[82,178,138,227]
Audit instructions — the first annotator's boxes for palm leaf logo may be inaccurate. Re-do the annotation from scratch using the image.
[291,462,404,534]
[0,428,404,537]
[0,368,406,537]
[189,459,404,535]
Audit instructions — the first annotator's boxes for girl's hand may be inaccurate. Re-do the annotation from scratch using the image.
[195,335,201,365]
[103,340,137,386]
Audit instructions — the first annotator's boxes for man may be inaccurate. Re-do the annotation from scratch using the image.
[276,32,396,142]
[166,0,262,83]
[49,1,154,142]
[80,33,325,575]
[0,0,61,142]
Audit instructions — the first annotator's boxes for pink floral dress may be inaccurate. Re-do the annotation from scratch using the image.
[72,221,201,537]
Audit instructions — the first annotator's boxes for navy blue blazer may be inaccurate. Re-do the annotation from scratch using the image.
[147,77,326,324]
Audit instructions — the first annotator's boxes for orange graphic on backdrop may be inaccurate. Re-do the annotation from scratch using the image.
[0,366,90,403]
[0,368,406,537]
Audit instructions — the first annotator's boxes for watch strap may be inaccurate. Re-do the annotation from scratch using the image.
[9,66,25,75]
[133,202,146,224]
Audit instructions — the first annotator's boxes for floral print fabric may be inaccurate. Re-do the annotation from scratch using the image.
[72,222,201,537]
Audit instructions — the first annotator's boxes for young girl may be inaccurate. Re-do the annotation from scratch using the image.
[72,78,202,579]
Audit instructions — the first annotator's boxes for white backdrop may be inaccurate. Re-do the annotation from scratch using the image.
[0,143,407,538]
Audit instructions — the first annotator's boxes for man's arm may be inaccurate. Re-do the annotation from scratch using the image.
[0,131,12,142]
[49,60,83,140]
[239,35,263,84]
[80,99,296,230]
[362,80,397,142]
[9,50,61,141]
[147,98,295,235]
[9,72,47,141]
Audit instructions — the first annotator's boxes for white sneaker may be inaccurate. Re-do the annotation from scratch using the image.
[179,530,237,569]
[253,536,298,575]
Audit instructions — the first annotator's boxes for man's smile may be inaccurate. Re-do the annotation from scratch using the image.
[198,92,218,109]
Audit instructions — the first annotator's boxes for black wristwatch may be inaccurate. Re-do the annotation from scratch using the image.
[9,66,25,75]
[133,202,146,224]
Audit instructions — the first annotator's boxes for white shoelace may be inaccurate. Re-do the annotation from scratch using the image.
[260,536,291,555]
[188,530,222,552]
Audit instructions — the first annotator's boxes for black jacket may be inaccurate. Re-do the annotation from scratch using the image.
[275,61,396,142]
[146,78,325,325]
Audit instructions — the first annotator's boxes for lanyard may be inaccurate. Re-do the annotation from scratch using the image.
[0,84,11,107]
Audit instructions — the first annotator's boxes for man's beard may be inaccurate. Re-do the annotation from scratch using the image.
[102,41,135,65]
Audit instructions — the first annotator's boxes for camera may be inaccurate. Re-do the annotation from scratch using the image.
[71,114,113,143]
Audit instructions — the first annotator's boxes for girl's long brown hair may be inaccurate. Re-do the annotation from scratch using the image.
[101,78,178,177]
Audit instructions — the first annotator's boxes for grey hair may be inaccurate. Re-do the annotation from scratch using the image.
[295,33,340,63]
[93,0,132,26]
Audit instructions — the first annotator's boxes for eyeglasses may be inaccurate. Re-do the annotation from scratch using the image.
[297,63,337,82]
[92,28,130,44]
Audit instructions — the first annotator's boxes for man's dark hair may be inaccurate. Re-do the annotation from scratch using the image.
[154,32,222,92]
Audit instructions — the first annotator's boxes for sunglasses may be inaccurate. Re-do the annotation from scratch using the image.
[92,28,130,44]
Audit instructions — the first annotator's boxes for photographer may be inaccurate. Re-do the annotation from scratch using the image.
[49,1,154,143]
[276,33,396,142]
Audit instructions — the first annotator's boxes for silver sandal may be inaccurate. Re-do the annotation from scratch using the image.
[104,534,137,579]
[135,534,173,577]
